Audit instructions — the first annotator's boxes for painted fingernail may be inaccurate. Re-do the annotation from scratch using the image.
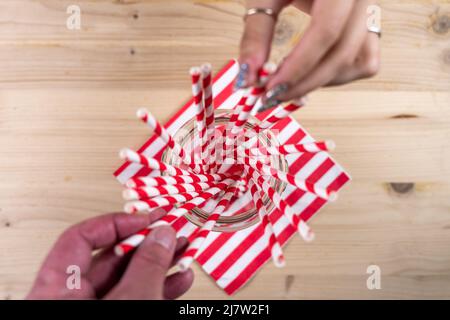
[259,83,288,111]
[265,83,288,101]
[150,226,175,251]
[258,99,281,113]
[234,63,249,90]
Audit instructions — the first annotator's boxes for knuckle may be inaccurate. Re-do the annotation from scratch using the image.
[361,51,380,77]
[35,268,63,287]
[58,225,80,243]
[339,55,356,70]
[274,61,300,86]
[240,39,267,66]
[316,23,341,44]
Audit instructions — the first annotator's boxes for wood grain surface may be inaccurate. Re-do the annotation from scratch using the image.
[0,0,449,299]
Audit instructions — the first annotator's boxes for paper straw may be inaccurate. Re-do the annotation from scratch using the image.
[217,64,276,171]
[240,140,335,157]
[231,63,275,134]
[120,148,194,176]
[253,98,306,133]
[123,192,200,214]
[201,63,217,171]
[247,166,314,241]
[126,173,229,188]
[115,177,238,256]
[136,108,203,173]
[218,62,273,173]
[190,67,208,171]
[215,94,248,174]
[177,184,240,271]
[239,157,337,201]
[226,63,275,147]
[227,95,247,130]
[123,181,219,200]
[248,179,285,267]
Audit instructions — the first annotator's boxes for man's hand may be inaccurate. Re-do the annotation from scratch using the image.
[27,211,194,299]
[239,0,380,103]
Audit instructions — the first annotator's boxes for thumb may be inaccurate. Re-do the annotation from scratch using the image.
[106,226,176,300]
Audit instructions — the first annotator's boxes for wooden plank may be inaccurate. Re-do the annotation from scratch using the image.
[0,1,448,90]
[1,90,448,182]
[1,89,450,298]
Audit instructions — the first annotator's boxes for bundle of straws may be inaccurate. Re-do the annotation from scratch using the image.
[115,62,337,269]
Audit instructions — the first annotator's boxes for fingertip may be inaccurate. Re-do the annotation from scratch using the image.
[175,236,189,252]
[163,269,195,299]
[183,268,194,283]
[147,207,168,222]
[242,58,266,88]
[264,55,297,93]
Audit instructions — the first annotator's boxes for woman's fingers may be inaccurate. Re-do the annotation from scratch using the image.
[291,0,313,14]
[237,0,289,88]
[326,33,380,86]
[276,0,372,100]
[238,15,276,88]
[265,0,355,96]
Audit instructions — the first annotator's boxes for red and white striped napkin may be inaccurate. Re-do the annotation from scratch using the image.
[114,60,350,295]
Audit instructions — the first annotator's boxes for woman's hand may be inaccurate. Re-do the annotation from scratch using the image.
[238,0,380,107]
[27,211,193,299]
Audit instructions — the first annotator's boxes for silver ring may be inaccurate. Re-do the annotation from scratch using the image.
[367,25,382,38]
[244,8,277,21]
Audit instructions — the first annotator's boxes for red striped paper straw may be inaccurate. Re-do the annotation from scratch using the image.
[248,179,285,267]
[136,108,198,168]
[229,63,276,137]
[120,148,194,176]
[115,177,238,256]
[247,167,314,241]
[126,173,228,188]
[230,98,307,154]
[177,184,240,271]
[190,67,208,170]
[123,181,218,201]
[201,63,217,171]
[123,192,200,214]
[227,95,247,130]
[216,94,248,173]
[217,64,276,172]
[150,177,237,226]
[253,97,306,133]
[242,140,335,157]
[218,64,274,172]
[240,157,337,201]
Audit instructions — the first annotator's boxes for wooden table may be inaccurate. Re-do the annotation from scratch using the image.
[1,0,449,299]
